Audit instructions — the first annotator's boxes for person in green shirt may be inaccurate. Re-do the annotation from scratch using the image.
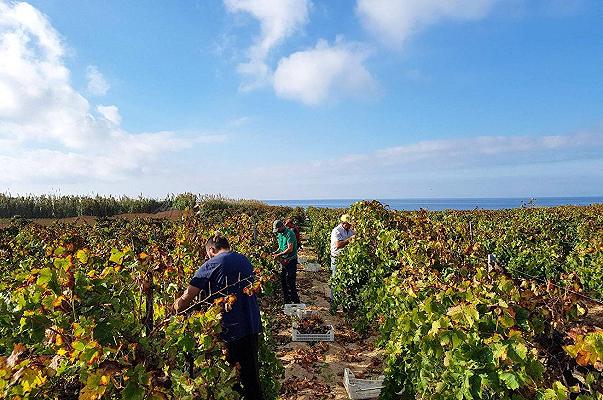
[271,219,300,304]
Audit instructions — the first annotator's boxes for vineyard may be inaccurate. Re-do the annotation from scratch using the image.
[308,202,603,399]
[0,198,602,399]
[0,200,295,399]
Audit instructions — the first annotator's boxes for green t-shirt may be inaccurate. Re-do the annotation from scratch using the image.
[277,228,298,260]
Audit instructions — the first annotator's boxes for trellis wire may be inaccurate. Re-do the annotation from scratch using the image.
[488,254,603,307]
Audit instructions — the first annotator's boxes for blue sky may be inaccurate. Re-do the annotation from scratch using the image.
[0,0,602,199]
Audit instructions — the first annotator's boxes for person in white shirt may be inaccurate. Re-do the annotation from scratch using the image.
[330,214,355,298]
[329,214,355,305]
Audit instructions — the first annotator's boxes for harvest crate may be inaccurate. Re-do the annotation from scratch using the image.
[302,262,322,272]
[487,253,497,265]
[283,303,306,316]
[291,324,334,342]
[295,308,318,319]
[343,368,385,400]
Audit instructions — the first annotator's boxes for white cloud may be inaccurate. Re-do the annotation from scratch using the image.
[273,38,377,105]
[224,0,311,90]
[242,129,603,196]
[312,131,603,173]
[223,0,499,105]
[0,131,188,183]
[86,65,109,96]
[224,1,376,105]
[356,0,498,46]
[0,0,209,185]
[372,133,603,165]
[96,105,121,125]
[0,1,94,149]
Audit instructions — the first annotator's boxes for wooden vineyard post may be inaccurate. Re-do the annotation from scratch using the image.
[252,221,258,243]
[144,269,154,336]
[185,352,195,378]
[487,254,497,273]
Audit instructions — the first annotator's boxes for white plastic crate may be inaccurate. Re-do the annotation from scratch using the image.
[487,253,497,265]
[302,262,322,272]
[343,368,385,400]
[283,303,306,316]
[291,324,334,342]
[295,308,318,319]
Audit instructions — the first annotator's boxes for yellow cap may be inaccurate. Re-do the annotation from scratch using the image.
[340,214,351,223]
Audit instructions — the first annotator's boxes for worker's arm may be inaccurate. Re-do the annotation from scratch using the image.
[335,238,350,249]
[335,235,355,249]
[274,242,294,258]
[173,285,201,312]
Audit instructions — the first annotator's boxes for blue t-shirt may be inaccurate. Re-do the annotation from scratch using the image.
[190,251,261,343]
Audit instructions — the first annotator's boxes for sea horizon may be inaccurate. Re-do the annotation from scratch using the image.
[263,196,603,211]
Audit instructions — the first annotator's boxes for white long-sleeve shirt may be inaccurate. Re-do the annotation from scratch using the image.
[330,224,355,258]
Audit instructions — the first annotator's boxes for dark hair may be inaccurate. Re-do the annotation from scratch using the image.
[205,232,230,250]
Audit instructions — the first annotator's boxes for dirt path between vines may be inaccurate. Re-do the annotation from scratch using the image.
[270,242,385,400]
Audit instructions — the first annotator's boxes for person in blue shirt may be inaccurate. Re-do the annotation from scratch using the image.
[173,233,263,400]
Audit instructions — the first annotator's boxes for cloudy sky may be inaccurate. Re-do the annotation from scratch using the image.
[0,0,602,199]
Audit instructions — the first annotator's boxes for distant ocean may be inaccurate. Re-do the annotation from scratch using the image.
[264,197,603,211]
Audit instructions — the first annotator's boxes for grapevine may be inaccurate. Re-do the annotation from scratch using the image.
[0,201,289,399]
[307,201,603,399]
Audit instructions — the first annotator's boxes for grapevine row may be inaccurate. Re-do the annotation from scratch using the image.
[0,202,291,399]
[308,201,603,399]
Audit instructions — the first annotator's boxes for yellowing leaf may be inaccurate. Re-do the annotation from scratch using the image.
[429,320,441,336]
[76,249,89,264]
[36,267,53,286]
[109,249,124,265]
[52,296,65,308]
[499,371,520,390]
